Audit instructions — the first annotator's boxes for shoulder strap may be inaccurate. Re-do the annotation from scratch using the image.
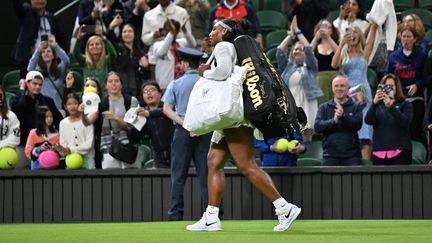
[123,93,132,110]
[100,95,109,112]
[45,75,64,102]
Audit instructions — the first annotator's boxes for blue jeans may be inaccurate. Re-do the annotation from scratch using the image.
[168,126,211,220]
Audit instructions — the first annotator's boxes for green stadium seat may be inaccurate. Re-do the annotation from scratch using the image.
[2,69,20,94]
[316,71,338,105]
[367,68,379,96]
[249,0,261,11]
[328,0,340,11]
[256,10,286,33]
[265,29,287,51]
[402,8,432,31]
[419,0,432,11]
[299,140,323,161]
[265,47,278,66]
[326,10,340,22]
[394,0,416,12]
[361,159,373,165]
[141,144,153,168]
[263,0,283,12]
[412,140,427,164]
[297,157,321,166]
[425,29,432,48]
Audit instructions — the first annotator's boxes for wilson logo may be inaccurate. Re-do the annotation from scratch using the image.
[241,57,262,109]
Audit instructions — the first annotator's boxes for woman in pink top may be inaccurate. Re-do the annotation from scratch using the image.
[365,74,413,165]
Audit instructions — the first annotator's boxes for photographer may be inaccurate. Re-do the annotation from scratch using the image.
[365,74,413,165]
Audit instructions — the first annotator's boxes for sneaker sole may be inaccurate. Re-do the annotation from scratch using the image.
[274,207,302,232]
[186,227,222,232]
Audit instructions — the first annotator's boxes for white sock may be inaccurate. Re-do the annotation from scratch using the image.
[272,197,289,209]
[205,205,219,221]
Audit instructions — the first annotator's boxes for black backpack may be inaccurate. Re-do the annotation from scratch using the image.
[234,35,307,138]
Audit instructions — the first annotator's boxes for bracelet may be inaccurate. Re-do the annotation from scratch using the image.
[295,30,302,36]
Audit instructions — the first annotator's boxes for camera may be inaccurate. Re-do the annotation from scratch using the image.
[41,34,49,42]
[378,84,394,99]
[114,9,123,19]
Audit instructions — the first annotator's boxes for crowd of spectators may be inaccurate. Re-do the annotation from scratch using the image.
[3,0,432,171]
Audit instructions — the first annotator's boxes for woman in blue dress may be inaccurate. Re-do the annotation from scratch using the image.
[331,22,377,161]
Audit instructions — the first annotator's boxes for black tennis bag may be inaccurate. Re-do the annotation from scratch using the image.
[234,35,306,138]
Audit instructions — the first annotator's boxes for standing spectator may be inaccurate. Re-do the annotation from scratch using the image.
[333,0,368,41]
[151,18,196,90]
[27,34,70,111]
[207,0,263,48]
[254,130,305,167]
[314,75,363,165]
[162,48,211,221]
[386,26,427,146]
[10,71,63,169]
[331,23,377,160]
[59,93,95,169]
[110,23,151,97]
[310,19,339,71]
[136,82,174,168]
[394,14,429,55]
[277,16,323,142]
[365,74,413,165]
[141,0,191,49]
[288,0,329,42]
[175,0,210,45]
[25,105,60,170]
[72,28,117,95]
[122,0,152,40]
[13,0,67,78]
[0,86,21,152]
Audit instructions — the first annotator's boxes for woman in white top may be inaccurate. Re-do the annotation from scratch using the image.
[0,85,20,151]
[186,19,301,232]
[333,0,369,42]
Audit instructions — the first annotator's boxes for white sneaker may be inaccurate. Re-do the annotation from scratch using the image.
[186,213,222,231]
[273,203,301,232]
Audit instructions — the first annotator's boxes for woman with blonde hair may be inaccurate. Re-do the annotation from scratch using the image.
[72,25,117,95]
[332,22,378,161]
[394,13,429,54]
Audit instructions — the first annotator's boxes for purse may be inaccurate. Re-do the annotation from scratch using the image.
[183,52,248,135]
[108,121,138,164]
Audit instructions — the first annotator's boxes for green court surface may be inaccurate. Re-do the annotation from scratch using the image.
[1,220,431,243]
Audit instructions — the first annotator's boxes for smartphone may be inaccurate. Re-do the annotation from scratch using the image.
[320,23,326,30]
[114,9,123,19]
[84,25,96,34]
[345,27,352,35]
[41,34,49,42]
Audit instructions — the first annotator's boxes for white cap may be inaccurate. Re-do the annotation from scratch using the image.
[124,107,146,131]
[82,92,101,114]
[26,70,44,81]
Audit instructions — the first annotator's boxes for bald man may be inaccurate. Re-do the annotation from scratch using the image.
[314,75,363,166]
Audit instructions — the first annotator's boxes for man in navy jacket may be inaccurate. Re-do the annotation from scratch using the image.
[13,0,67,78]
[314,75,363,165]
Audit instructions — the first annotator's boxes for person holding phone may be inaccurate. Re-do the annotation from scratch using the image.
[331,22,378,161]
[365,74,413,165]
[27,34,70,111]
[333,0,368,42]
[310,19,339,71]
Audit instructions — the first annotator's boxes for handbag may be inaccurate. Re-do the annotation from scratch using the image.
[183,52,248,135]
[108,121,138,164]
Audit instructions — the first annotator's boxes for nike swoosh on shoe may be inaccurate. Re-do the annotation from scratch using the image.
[285,207,293,219]
[205,221,218,227]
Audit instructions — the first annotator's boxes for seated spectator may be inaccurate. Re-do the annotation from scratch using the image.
[365,74,413,165]
[386,26,427,146]
[254,130,305,167]
[277,16,323,142]
[25,105,60,170]
[10,71,63,169]
[289,0,329,42]
[136,82,174,168]
[175,0,210,45]
[13,0,67,78]
[72,27,117,95]
[27,34,70,111]
[207,0,263,48]
[314,75,363,165]
[150,18,196,90]
[0,85,20,152]
[310,19,339,71]
[333,0,368,41]
[59,93,95,169]
[109,23,151,97]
